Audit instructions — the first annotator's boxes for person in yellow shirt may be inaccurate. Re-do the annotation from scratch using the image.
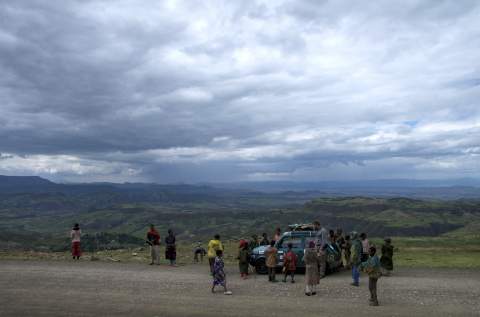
[208,234,224,274]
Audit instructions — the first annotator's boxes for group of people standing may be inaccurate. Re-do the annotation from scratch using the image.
[146,224,177,266]
[69,222,394,305]
[233,221,395,306]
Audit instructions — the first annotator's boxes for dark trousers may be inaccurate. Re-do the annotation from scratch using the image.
[283,270,295,282]
[268,267,276,281]
[369,277,378,303]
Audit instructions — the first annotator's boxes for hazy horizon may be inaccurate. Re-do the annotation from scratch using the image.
[1,1,479,183]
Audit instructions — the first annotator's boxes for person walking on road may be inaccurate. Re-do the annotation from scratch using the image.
[208,234,224,274]
[212,250,232,295]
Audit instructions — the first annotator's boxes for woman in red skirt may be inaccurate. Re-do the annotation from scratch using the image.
[70,223,82,260]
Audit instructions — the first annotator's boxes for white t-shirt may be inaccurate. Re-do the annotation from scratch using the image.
[71,229,81,242]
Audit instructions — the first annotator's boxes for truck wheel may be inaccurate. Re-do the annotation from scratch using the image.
[255,258,268,274]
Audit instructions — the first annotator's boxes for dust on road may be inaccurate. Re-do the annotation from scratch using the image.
[0,260,479,317]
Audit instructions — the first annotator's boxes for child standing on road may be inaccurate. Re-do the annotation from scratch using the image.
[265,240,278,282]
[303,240,320,296]
[361,246,382,306]
[282,243,297,283]
[237,240,250,279]
[212,250,232,295]
[380,238,394,276]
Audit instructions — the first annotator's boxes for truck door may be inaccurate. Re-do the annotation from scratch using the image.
[276,235,304,268]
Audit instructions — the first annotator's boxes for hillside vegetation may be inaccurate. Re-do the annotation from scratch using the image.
[0,176,479,254]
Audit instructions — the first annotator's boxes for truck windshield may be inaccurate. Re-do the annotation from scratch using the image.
[278,236,302,249]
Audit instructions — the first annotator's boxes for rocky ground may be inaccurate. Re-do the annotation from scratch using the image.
[0,260,479,317]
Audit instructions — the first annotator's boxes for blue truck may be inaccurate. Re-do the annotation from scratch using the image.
[249,224,342,274]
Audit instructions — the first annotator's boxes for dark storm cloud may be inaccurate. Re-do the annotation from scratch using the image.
[0,0,479,182]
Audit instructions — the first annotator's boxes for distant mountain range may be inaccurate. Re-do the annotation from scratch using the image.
[1,175,479,199]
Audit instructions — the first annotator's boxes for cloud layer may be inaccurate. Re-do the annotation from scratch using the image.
[0,0,479,182]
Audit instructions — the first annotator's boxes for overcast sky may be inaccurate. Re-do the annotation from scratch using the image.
[0,0,479,183]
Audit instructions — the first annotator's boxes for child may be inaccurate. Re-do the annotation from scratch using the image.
[237,240,250,279]
[303,240,320,296]
[265,240,278,282]
[212,250,232,295]
[193,242,206,263]
[380,238,394,276]
[282,243,297,283]
[361,246,382,306]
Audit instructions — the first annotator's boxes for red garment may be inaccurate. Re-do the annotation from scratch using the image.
[283,250,297,271]
[147,229,160,245]
[239,239,247,248]
[72,241,81,257]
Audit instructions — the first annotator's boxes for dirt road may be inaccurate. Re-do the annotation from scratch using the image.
[0,260,479,317]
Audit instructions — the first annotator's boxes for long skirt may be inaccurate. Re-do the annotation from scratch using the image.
[71,241,81,257]
[305,264,320,285]
[150,245,160,264]
[239,262,249,274]
[165,246,176,260]
[213,270,226,286]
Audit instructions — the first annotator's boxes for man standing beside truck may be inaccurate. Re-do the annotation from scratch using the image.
[313,221,328,278]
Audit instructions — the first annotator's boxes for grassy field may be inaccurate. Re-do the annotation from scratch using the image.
[2,235,479,269]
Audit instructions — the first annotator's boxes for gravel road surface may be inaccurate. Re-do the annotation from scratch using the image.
[1,260,479,317]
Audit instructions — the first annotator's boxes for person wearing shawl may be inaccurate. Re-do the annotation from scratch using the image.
[350,231,363,286]
[360,246,382,306]
[380,238,394,276]
[165,229,177,266]
[146,224,161,265]
[303,240,320,296]
[237,239,250,279]
[211,249,232,295]
[70,223,82,260]
[282,243,297,283]
[265,240,278,282]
